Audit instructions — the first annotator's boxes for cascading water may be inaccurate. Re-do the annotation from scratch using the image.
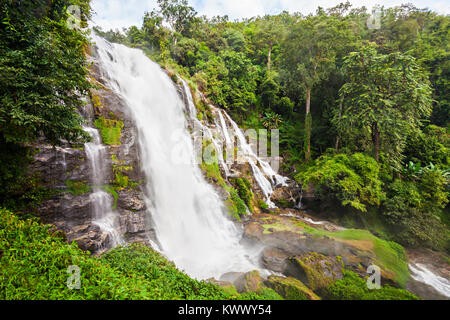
[84,126,122,249]
[409,263,450,298]
[178,79,290,208]
[92,35,260,279]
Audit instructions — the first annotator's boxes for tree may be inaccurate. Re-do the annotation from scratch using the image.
[156,0,197,37]
[0,0,92,146]
[282,14,351,162]
[253,15,286,71]
[334,45,433,168]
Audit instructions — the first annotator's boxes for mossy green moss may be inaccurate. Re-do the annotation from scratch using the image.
[320,270,418,300]
[265,276,320,300]
[258,200,269,210]
[291,219,410,286]
[292,253,343,291]
[94,117,123,146]
[231,177,254,212]
[102,185,118,209]
[200,144,248,219]
[65,180,90,195]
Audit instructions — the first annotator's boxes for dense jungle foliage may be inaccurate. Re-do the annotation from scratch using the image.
[96,0,449,253]
[0,0,92,209]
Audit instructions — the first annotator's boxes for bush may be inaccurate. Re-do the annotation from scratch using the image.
[0,208,284,300]
[320,270,419,300]
[295,153,384,212]
[382,173,449,251]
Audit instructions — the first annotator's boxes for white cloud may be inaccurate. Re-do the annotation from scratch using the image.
[89,0,449,30]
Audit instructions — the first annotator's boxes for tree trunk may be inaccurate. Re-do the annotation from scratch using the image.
[335,99,343,151]
[372,122,380,162]
[267,44,272,71]
[305,88,312,162]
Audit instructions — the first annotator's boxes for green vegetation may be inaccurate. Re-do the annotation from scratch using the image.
[265,276,317,300]
[1,0,448,301]
[296,153,384,212]
[0,208,283,300]
[0,0,92,208]
[94,117,124,146]
[200,142,250,219]
[320,270,418,300]
[96,0,449,254]
[65,180,90,195]
[231,177,254,211]
[293,220,410,286]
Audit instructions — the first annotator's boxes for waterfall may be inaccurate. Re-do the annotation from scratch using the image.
[84,126,122,250]
[92,35,259,279]
[409,263,450,298]
[178,79,290,208]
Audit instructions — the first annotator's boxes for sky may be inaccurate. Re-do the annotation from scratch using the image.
[90,0,450,31]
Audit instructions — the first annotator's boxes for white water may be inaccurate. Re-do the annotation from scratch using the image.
[92,35,260,279]
[178,79,290,208]
[84,126,122,249]
[409,263,450,298]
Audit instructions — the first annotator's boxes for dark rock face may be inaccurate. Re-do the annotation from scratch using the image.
[261,247,289,273]
[27,46,156,253]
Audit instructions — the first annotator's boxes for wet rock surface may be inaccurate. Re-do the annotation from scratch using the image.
[285,252,344,291]
[242,212,399,285]
[264,275,320,300]
[27,45,156,253]
[405,248,450,300]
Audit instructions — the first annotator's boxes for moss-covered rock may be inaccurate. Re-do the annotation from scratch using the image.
[94,116,124,146]
[264,276,321,300]
[243,213,411,287]
[65,180,90,195]
[286,252,344,291]
[234,270,263,293]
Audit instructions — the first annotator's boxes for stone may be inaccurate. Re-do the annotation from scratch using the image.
[271,184,300,209]
[118,190,146,211]
[285,252,344,291]
[233,270,263,293]
[264,276,321,300]
[220,272,244,283]
[261,247,289,273]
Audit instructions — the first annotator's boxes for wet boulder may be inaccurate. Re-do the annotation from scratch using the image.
[264,276,320,300]
[233,270,263,293]
[285,252,344,291]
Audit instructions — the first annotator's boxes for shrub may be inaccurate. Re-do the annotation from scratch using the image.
[295,153,384,212]
[320,270,418,300]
